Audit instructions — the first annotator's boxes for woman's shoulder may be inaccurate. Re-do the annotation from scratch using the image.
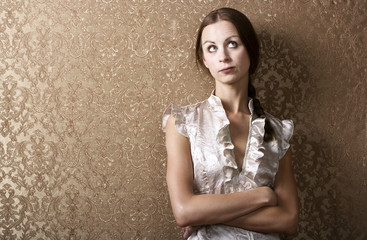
[164,99,208,117]
[265,111,292,125]
[264,112,294,158]
[264,112,294,140]
[162,99,209,135]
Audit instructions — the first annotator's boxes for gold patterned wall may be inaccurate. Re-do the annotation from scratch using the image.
[0,0,366,239]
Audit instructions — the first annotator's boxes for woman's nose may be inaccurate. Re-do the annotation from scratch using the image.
[219,49,230,62]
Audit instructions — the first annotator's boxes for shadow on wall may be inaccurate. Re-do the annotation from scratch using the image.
[254,29,366,239]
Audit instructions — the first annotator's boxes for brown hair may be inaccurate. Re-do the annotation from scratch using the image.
[196,7,275,141]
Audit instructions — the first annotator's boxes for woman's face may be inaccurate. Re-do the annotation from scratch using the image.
[201,20,250,87]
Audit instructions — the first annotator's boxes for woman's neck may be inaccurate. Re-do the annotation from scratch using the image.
[215,83,249,114]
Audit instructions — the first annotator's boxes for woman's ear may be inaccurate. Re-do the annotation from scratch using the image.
[202,57,209,68]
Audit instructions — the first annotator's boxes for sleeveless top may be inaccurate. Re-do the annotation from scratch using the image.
[162,92,293,240]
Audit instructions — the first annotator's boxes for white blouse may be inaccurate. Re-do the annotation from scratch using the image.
[162,92,293,240]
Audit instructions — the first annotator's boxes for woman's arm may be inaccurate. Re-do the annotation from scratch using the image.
[223,149,299,235]
[165,115,277,227]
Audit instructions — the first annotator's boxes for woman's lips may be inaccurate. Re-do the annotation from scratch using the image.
[219,67,234,73]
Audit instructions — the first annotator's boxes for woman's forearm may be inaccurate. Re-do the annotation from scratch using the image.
[223,150,299,235]
[223,204,298,235]
[169,186,276,227]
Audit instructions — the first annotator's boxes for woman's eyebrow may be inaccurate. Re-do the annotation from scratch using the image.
[202,40,215,45]
[225,35,240,41]
[202,35,240,45]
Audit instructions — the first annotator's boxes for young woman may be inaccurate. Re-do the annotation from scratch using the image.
[162,8,298,239]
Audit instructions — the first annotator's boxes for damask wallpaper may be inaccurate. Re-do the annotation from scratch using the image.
[0,0,365,239]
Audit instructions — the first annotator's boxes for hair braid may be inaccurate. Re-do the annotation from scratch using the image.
[248,78,275,142]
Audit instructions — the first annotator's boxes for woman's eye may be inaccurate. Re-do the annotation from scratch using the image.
[208,45,217,52]
[228,41,238,48]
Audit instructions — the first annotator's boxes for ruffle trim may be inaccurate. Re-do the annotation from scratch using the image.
[216,114,266,183]
[216,119,236,182]
[162,104,188,138]
[279,119,294,159]
[245,117,266,180]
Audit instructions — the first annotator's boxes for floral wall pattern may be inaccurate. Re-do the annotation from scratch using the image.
[0,0,366,239]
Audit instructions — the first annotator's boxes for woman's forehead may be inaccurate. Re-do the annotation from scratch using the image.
[201,21,239,44]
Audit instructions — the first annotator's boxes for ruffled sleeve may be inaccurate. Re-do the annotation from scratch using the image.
[162,104,188,138]
[279,120,294,160]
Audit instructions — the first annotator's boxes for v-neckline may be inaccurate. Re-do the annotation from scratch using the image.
[227,113,253,173]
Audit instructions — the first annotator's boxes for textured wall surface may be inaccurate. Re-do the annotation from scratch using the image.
[0,0,366,239]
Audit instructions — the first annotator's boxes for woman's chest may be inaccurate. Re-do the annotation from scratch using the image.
[190,127,279,194]
[227,113,251,172]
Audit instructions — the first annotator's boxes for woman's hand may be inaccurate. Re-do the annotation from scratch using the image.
[183,226,200,239]
[262,186,277,206]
